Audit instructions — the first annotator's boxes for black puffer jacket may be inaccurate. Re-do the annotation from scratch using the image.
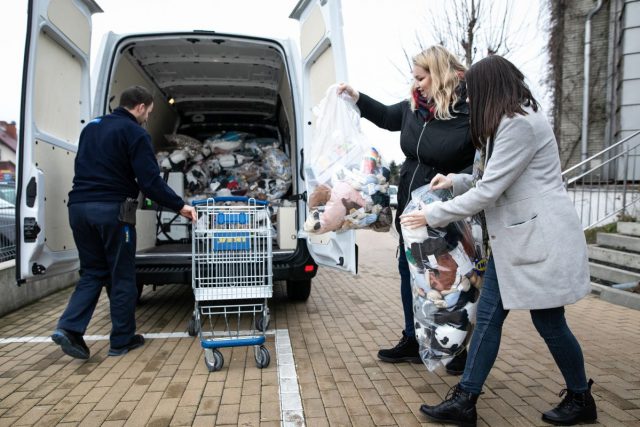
[356,91,474,242]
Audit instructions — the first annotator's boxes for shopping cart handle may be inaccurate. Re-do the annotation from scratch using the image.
[191,196,269,206]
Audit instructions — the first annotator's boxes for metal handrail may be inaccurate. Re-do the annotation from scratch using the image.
[562,130,640,230]
[562,130,640,176]
[566,139,640,185]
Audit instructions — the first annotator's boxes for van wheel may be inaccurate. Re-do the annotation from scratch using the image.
[136,283,145,305]
[286,279,312,302]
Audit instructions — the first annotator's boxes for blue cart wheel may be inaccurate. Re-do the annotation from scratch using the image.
[255,346,270,369]
[205,349,224,372]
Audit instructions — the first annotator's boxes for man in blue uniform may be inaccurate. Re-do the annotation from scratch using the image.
[51,86,196,359]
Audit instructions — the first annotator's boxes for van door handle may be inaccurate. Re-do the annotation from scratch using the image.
[300,149,305,180]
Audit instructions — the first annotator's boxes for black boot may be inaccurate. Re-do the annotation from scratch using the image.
[377,331,421,363]
[542,379,597,425]
[420,384,479,427]
[446,348,468,376]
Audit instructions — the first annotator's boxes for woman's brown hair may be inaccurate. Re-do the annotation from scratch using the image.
[465,55,538,149]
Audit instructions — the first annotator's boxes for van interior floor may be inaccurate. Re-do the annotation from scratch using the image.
[137,242,286,254]
[138,243,190,254]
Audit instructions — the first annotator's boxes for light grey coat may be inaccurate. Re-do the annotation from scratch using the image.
[425,106,590,310]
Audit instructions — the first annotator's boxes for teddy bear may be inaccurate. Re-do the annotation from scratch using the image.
[304,181,366,233]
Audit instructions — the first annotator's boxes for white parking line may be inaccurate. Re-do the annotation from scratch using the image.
[276,329,305,426]
[0,328,306,426]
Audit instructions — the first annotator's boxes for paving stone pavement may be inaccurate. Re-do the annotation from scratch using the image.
[0,229,638,426]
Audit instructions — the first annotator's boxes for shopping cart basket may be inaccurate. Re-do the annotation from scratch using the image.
[191,196,273,372]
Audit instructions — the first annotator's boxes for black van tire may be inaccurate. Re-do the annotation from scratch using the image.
[286,279,312,302]
[136,283,144,304]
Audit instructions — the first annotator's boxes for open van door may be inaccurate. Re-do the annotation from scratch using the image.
[290,0,357,274]
[16,0,101,284]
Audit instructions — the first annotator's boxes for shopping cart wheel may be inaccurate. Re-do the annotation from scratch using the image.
[255,346,270,369]
[187,315,200,337]
[255,314,270,332]
[204,349,224,372]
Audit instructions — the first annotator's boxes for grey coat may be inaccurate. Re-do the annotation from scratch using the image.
[425,106,590,310]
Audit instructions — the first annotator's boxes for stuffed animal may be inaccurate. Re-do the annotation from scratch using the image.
[309,185,331,209]
[320,181,366,232]
[303,209,322,232]
[185,164,207,192]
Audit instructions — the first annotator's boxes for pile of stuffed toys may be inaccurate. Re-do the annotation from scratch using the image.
[401,186,483,371]
[303,147,393,233]
[156,132,293,206]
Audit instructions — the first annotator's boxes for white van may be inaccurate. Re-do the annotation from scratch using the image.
[16,0,357,303]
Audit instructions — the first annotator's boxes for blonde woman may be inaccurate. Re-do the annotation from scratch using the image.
[338,45,475,371]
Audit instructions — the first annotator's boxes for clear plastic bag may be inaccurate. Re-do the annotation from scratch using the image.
[305,84,369,188]
[401,185,481,371]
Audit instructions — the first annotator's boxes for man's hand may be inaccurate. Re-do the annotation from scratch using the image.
[179,205,197,223]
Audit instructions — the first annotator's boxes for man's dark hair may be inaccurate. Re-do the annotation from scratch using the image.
[119,85,154,109]
[465,55,538,149]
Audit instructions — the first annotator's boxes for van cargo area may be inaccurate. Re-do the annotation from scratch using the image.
[98,33,317,296]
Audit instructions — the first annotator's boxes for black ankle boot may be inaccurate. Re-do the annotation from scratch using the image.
[377,331,421,363]
[446,348,468,376]
[542,379,597,425]
[420,384,479,427]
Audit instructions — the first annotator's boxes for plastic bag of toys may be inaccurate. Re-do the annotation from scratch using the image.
[305,84,369,187]
[303,147,392,233]
[400,185,482,371]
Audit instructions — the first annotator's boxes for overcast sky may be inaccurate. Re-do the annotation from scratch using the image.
[0,0,547,163]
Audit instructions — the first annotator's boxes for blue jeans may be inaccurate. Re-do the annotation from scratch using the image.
[58,202,138,348]
[398,246,415,337]
[460,257,588,394]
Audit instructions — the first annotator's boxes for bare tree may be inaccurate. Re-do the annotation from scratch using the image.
[429,0,518,67]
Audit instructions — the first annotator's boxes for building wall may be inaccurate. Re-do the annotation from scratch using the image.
[0,145,16,165]
[556,0,610,170]
[619,0,640,141]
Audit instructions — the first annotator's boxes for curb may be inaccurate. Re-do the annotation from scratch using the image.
[591,282,640,311]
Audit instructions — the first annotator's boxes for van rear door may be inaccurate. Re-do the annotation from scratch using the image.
[290,0,357,274]
[16,0,101,283]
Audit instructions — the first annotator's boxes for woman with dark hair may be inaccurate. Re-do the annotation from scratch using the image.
[401,55,597,426]
[337,45,475,373]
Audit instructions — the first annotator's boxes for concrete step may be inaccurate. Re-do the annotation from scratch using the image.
[618,221,640,237]
[588,245,640,270]
[597,232,640,252]
[589,261,640,284]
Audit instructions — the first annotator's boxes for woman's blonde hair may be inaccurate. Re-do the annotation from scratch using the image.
[410,45,467,120]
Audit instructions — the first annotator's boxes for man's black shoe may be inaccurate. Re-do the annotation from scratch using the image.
[51,328,90,360]
[446,348,468,376]
[542,379,597,425]
[420,383,479,427]
[377,330,421,363]
[108,334,145,356]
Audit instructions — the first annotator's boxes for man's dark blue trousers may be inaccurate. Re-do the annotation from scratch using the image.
[58,201,137,348]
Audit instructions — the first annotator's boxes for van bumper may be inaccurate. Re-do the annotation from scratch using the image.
[135,239,317,286]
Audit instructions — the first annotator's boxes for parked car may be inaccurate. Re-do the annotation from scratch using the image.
[389,185,398,208]
[0,182,16,262]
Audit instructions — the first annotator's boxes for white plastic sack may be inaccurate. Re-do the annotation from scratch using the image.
[401,185,481,372]
[305,84,369,188]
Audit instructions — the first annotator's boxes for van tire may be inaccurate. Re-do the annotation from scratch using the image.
[286,279,312,302]
[136,283,144,304]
